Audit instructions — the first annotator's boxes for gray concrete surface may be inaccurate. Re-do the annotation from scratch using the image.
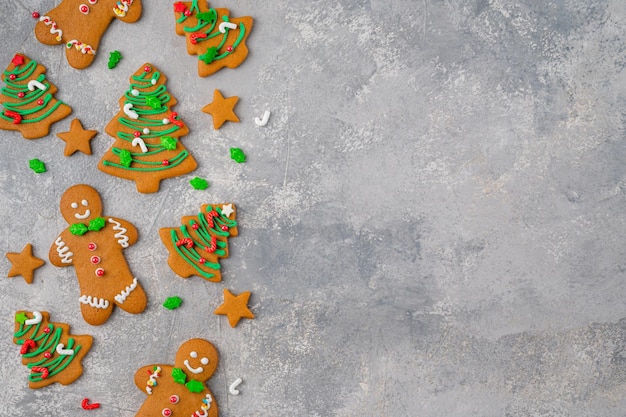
[1,0,626,415]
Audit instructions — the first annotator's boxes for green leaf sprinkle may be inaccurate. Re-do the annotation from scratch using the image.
[108,50,122,69]
[28,159,46,173]
[189,177,209,190]
[172,367,187,384]
[199,47,218,64]
[185,379,204,393]
[163,296,183,310]
[70,223,89,236]
[88,217,106,232]
[119,149,132,167]
[230,148,246,163]
[160,136,177,150]
[196,10,217,23]
[146,96,161,110]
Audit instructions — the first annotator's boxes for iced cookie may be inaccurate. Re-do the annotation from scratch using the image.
[49,184,147,325]
[35,0,142,69]
[98,63,197,193]
[174,0,253,77]
[133,338,219,417]
[159,203,238,282]
[13,310,93,389]
[0,53,72,139]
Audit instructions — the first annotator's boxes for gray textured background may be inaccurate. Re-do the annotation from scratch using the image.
[1,0,626,416]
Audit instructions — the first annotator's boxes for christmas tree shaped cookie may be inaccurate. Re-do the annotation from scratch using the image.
[159,204,238,282]
[0,54,71,139]
[98,63,197,193]
[35,0,142,69]
[13,310,93,389]
[174,0,253,77]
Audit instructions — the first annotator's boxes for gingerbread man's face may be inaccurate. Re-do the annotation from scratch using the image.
[174,339,218,381]
[60,185,103,224]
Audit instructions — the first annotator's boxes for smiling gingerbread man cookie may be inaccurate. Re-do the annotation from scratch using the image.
[49,184,147,325]
[133,339,219,417]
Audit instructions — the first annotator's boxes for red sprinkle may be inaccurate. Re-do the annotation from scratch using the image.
[162,159,170,166]
[134,131,141,137]
[31,366,49,379]
[221,225,229,231]
[20,339,36,354]
[88,242,97,251]
[192,223,199,230]
[9,74,16,80]
[43,327,51,334]
[144,65,151,73]
[184,9,191,16]
[32,11,40,18]
[199,258,206,264]
[44,352,52,358]
[95,268,105,277]
[81,398,100,410]
[37,99,44,105]
[90,256,101,264]
[226,45,233,52]
[17,92,25,98]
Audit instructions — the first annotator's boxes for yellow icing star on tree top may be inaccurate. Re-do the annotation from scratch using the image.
[214,289,254,327]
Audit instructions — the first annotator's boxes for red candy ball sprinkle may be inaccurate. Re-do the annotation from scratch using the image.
[144,65,151,72]
[37,99,44,105]
[134,131,141,137]
[9,74,15,80]
[90,256,101,265]
[43,327,51,334]
[17,92,25,98]
[192,224,199,230]
[44,352,52,358]
[32,12,40,19]
[221,225,229,231]
[88,242,97,251]
[162,408,172,417]
[169,395,179,404]
[95,268,105,277]
[162,160,170,166]
[184,9,191,16]
[199,258,206,264]
[226,45,233,52]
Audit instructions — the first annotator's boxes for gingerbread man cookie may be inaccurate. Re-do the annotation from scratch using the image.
[49,184,147,325]
[35,0,142,69]
[133,339,219,417]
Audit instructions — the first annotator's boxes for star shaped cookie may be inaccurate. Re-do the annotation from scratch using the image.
[201,89,240,129]
[57,118,97,156]
[214,289,254,327]
[6,243,45,284]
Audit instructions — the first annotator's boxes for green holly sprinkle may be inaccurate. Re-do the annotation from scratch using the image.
[119,149,132,167]
[29,159,46,173]
[185,380,204,393]
[189,177,209,190]
[230,148,246,163]
[108,50,122,69]
[161,136,177,150]
[70,223,89,236]
[15,312,28,324]
[197,10,217,23]
[163,296,183,310]
[146,96,161,110]
[172,367,187,384]
[88,217,106,232]
[199,47,218,64]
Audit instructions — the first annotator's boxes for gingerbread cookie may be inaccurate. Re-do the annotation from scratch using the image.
[214,289,254,327]
[159,204,238,282]
[57,118,98,156]
[0,53,72,139]
[6,243,45,284]
[98,63,198,193]
[35,0,142,69]
[201,89,239,130]
[133,338,219,417]
[49,184,147,325]
[174,0,253,77]
[13,310,93,389]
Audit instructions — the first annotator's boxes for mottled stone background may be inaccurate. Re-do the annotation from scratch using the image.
[1,0,625,416]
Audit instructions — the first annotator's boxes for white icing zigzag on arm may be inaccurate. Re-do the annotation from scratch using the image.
[55,236,74,263]
[115,277,138,304]
[108,218,129,248]
[79,295,110,309]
